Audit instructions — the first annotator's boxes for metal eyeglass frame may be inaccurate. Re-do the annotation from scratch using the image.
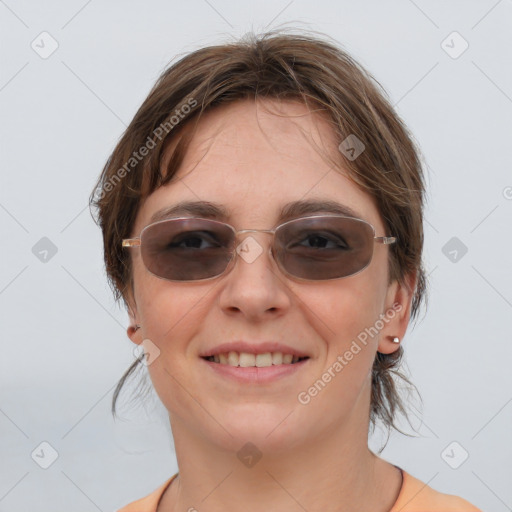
[121,214,397,282]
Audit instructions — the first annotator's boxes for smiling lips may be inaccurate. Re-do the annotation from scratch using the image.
[199,340,311,368]
[203,351,309,367]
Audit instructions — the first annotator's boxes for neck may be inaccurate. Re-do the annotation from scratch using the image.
[158,411,402,512]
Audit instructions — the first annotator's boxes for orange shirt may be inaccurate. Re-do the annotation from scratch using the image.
[117,469,482,512]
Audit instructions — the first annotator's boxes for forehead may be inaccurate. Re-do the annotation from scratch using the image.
[136,98,383,232]
[165,98,337,171]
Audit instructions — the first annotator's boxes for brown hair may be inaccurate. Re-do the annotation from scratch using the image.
[90,29,428,441]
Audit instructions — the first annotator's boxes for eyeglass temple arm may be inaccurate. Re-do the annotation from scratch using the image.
[375,236,397,245]
[122,238,141,247]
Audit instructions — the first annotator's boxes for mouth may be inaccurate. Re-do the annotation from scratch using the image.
[201,352,310,367]
[200,351,310,384]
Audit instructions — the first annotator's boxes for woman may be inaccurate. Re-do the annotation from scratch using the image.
[90,30,481,512]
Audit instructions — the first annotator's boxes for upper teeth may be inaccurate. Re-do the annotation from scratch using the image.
[207,352,305,367]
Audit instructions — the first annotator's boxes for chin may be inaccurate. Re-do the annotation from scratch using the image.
[207,409,308,453]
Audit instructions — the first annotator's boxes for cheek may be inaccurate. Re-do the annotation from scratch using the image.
[301,305,379,421]
[132,252,199,336]
[297,277,382,390]
[136,280,212,415]
[139,282,206,347]
[299,275,383,345]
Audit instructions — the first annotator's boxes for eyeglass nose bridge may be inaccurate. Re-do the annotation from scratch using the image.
[223,225,295,281]
[236,227,276,237]
[230,227,279,269]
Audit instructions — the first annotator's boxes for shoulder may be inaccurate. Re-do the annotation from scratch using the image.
[391,470,482,512]
[116,474,177,512]
[115,470,481,512]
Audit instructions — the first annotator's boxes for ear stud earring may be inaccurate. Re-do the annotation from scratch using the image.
[392,337,400,344]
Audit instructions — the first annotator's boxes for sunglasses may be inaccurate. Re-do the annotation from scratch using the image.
[122,215,397,282]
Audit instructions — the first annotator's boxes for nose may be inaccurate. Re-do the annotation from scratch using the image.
[218,232,291,319]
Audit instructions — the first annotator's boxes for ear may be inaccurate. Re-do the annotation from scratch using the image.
[124,286,143,346]
[377,269,417,355]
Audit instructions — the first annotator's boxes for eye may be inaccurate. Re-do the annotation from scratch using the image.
[296,232,349,250]
[168,231,224,250]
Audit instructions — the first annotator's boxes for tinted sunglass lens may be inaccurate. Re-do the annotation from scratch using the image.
[275,217,374,279]
[139,216,376,282]
[141,219,234,280]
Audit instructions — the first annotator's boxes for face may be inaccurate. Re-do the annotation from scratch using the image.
[126,98,410,455]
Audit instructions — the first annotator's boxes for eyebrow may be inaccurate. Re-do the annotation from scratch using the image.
[149,199,364,225]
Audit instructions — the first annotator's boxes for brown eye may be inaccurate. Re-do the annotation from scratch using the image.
[299,233,348,250]
[169,231,222,250]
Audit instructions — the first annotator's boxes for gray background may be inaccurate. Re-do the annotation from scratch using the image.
[1,1,511,511]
